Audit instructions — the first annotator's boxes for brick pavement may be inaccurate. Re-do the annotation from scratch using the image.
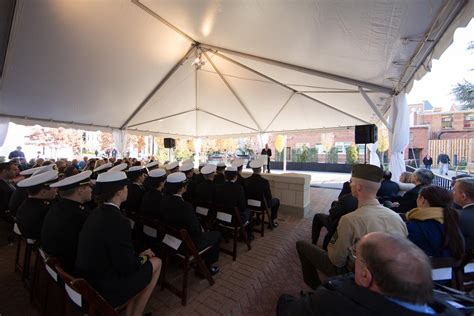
[0,187,339,316]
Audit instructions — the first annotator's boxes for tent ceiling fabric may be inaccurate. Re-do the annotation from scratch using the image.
[0,0,471,137]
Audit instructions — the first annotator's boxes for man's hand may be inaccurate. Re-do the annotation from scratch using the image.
[140,249,155,258]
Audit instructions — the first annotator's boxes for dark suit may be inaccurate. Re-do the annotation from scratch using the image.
[16,198,51,240]
[244,173,279,220]
[123,183,144,213]
[460,205,474,252]
[236,174,245,186]
[140,190,162,219]
[0,179,15,216]
[261,148,272,172]
[8,187,27,215]
[214,181,252,231]
[214,173,225,185]
[377,180,400,199]
[312,194,358,250]
[41,198,89,271]
[75,204,152,307]
[195,173,204,185]
[195,179,216,203]
[392,184,424,213]
[182,178,197,202]
[160,195,221,267]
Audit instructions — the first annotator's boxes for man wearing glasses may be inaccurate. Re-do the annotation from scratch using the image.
[278,232,460,315]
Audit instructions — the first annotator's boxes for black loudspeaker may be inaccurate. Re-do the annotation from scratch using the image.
[164,138,176,149]
[355,124,378,144]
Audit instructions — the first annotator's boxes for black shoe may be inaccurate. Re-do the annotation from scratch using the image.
[195,265,220,278]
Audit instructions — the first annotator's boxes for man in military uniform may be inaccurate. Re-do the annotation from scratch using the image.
[195,164,217,204]
[160,172,222,275]
[244,160,280,228]
[165,161,179,175]
[214,162,226,185]
[122,165,146,213]
[231,159,246,186]
[180,162,196,202]
[140,168,166,219]
[194,161,206,185]
[15,170,58,240]
[215,166,254,240]
[41,170,92,271]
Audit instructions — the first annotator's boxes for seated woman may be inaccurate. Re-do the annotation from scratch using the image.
[406,185,464,261]
[396,171,416,195]
[75,171,161,315]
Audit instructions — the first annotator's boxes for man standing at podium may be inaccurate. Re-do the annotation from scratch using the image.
[261,144,272,173]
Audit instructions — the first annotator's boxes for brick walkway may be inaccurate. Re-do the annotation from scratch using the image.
[0,187,339,316]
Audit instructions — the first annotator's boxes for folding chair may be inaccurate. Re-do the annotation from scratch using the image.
[158,223,215,305]
[215,205,251,261]
[13,222,37,287]
[431,256,464,290]
[247,197,272,237]
[193,201,215,230]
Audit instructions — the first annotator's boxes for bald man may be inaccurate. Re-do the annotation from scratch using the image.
[278,232,461,315]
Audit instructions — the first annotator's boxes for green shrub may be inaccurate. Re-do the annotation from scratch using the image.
[327,147,338,164]
[345,145,359,164]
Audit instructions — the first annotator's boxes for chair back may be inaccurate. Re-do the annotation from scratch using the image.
[247,196,268,211]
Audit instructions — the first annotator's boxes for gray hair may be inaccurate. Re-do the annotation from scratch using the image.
[414,168,434,185]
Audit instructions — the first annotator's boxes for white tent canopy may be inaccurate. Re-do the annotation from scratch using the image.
[0,0,472,138]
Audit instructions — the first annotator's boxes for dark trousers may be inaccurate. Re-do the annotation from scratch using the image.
[311,213,332,247]
[267,159,271,173]
[269,198,280,220]
[296,241,347,290]
[240,208,254,236]
[194,231,222,268]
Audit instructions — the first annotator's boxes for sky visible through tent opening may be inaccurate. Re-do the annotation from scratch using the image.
[407,18,474,110]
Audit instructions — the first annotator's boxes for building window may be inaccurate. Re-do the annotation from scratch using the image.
[465,113,474,129]
[441,115,453,129]
[286,147,291,161]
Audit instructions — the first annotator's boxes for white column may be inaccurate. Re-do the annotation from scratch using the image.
[389,93,410,180]
[193,137,202,167]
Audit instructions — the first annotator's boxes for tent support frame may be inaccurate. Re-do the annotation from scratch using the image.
[197,109,258,132]
[202,51,262,131]
[359,87,392,132]
[127,109,196,128]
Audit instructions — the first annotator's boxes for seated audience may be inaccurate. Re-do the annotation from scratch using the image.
[278,232,462,315]
[15,170,58,240]
[396,171,416,194]
[160,172,222,275]
[122,165,146,213]
[338,180,351,198]
[311,193,358,250]
[377,170,399,201]
[0,162,19,220]
[214,162,226,185]
[140,168,166,219]
[244,160,280,228]
[231,159,246,186]
[75,171,161,314]
[405,185,464,260]
[194,162,206,185]
[165,161,179,174]
[41,171,93,271]
[296,164,407,289]
[453,177,474,253]
[214,166,254,240]
[195,164,217,204]
[180,162,197,202]
[391,168,434,213]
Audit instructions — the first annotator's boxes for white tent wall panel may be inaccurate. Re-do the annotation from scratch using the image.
[128,57,196,127]
[1,0,190,127]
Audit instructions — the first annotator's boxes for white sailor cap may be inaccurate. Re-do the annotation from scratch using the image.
[96,171,127,183]
[179,162,194,172]
[182,159,193,165]
[148,168,166,178]
[231,159,244,168]
[17,170,59,188]
[108,163,127,172]
[165,161,179,171]
[94,171,128,195]
[145,161,159,169]
[93,162,113,173]
[166,172,187,183]
[127,165,145,173]
[249,159,264,169]
[225,166,238,173]
[201,164,217,175]
[50,170,92,191]
[21,165,54,176]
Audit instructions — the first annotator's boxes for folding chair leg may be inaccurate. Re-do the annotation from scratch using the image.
[15,237,22,272]
[195,256,214,286]
[233,228,238,261]
[160,250,169,290]
[182,260,189,305]
[266,210,273,231]
[22,243,31,284]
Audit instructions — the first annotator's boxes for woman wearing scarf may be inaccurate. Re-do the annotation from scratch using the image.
[405,185,465,261]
